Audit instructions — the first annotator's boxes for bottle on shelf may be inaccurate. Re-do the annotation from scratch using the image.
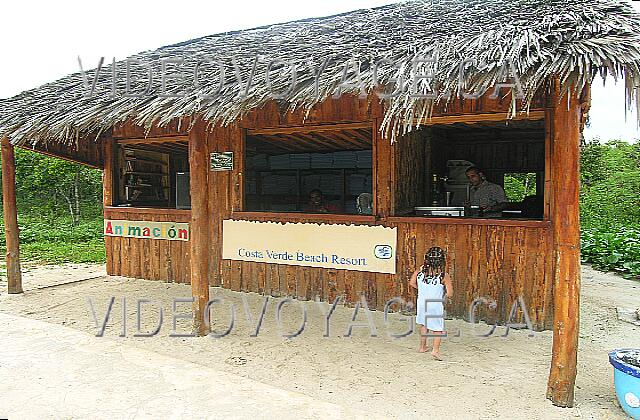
[430,173,442,206]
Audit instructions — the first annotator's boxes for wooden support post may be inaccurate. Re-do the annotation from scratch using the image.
[103,137,115,276]
[1,137,23,294]
[372,97,394,219]
[546,81,582,407]
[102,137,115,207]
[188,120,211,336]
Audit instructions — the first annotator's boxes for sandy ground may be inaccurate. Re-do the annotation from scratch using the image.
[0,312,370,419]
[1,263,639,418]
[4,262,107,290]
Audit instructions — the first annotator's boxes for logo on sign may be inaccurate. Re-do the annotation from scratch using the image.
[374,245,393,259]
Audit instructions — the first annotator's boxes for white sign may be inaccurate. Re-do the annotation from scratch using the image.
[222,220,397,274]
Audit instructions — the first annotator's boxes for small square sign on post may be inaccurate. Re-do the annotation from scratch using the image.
[210,152,234,171]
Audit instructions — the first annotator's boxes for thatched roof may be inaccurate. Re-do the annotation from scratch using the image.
[2,0,640,145]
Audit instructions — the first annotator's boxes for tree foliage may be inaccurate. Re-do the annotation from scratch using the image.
[579,139,640,278]
[2,149,103,223]
[0,149,105,263]
[580,139,640,229]
[504,172,537,202]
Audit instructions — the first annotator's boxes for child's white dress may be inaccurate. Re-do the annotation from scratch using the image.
[416,272,445,331]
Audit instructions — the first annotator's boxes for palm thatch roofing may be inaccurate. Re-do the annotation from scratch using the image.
[1,0,640,146]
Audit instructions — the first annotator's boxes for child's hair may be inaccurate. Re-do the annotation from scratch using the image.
[421,246,446,280]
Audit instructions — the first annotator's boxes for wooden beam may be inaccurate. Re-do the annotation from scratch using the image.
[157,144,189,153]
[103,137,115,276]
[284,133,329,150]
[104,206,191,217]
[232,128,244,213]
[231,211,375,223]
[247,122,372,136]
[350,128,374,145]
[546,80,581,407]
[188,120,210,336]
[373,118,393,219]
[20,146,102,169]
[412,110,545,126]
[298,133,350,151]
[126,144,188,155]
[117,135,189,145]
[261,135,309,152]
[329,131,370,149]
[544,106,552,221]
[1,137,23,294]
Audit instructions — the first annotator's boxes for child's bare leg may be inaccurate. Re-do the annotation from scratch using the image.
[418,326,429,352]
[431,331,443,360]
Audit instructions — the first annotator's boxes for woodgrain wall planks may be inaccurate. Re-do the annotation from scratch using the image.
[103,208,192,283]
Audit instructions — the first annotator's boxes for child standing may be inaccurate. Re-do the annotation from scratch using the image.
[409,246,453,360]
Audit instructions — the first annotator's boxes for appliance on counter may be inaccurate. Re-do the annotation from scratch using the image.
[414,207,465,217]
[176,172,191,209]
[443,160,475,206]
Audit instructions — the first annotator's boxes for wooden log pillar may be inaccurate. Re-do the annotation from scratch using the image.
[1,137,23,294]
[103,137,115,276]
[188,120,211,336]
[102,137,115,207]
[372,98,394,219]
[546,81,582,407]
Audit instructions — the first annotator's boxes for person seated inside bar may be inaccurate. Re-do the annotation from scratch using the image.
[303,189,342,214]
[464,166,509,218]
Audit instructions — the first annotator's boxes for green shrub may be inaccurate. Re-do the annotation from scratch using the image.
[581,226,640,279]
[20,238,106,264]
[0,212,106,264]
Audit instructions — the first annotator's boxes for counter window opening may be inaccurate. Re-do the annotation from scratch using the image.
[113,139,190,210]
[394,119,546,221]
[243,126,373,215]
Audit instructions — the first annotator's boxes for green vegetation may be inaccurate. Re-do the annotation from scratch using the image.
[579,139,640,279]
[504,172,537,202]
[581,226,640,279]
[0,149,105,264]
[15,214,105,264]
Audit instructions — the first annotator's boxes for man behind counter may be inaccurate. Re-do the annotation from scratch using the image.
[464,166,508,218]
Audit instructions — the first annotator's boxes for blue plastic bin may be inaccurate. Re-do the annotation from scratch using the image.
[609,349,640,419]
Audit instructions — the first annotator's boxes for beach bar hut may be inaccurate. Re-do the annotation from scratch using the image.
[2,0,640,407]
